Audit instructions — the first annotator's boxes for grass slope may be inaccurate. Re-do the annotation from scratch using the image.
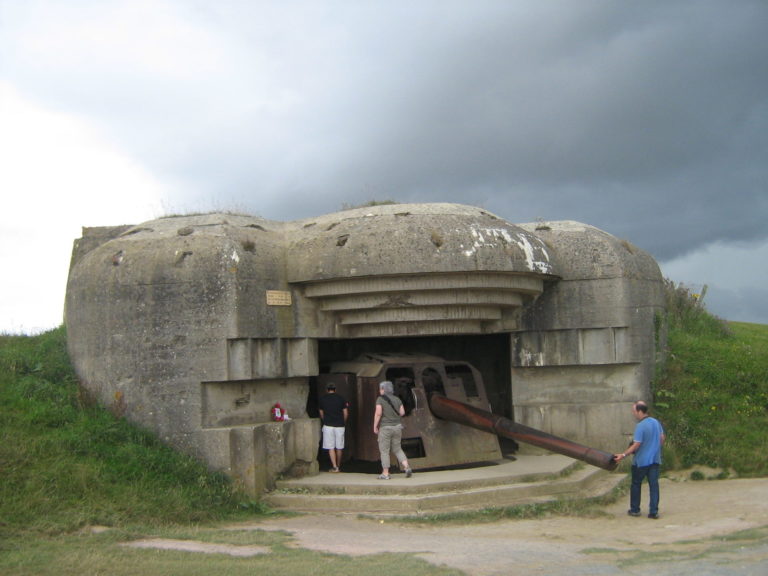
[654,281,768,476]
[655,320,768,476]
[0,327,262,541]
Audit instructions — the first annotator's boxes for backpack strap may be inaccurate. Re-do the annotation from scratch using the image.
[381,394,399,416]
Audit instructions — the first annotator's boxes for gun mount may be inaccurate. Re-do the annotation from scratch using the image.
[314,353,618,472]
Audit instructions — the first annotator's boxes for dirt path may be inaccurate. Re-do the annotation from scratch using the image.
[248,477,768,575]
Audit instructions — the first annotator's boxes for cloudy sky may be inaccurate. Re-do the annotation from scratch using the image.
[1,0,766,333]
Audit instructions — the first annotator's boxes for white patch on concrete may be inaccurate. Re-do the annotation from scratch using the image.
[464,225,553,273]
[513,233,552,273]
[231,249,240,263]
[521,349,544,367]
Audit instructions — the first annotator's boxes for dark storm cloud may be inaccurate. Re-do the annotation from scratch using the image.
[706,285,768,325]
[288,1,768,262]
[3,0,767,262]
[159,0,765,266]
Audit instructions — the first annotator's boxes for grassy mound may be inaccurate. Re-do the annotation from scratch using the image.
[654,281,768,476]
[0,327,262,539]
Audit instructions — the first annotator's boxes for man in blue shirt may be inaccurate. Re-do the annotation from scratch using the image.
[615,401,666,519]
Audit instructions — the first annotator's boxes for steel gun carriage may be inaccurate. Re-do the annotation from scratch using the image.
[314,353,617,472]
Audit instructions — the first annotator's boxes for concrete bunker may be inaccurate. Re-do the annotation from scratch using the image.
[65,203,665,494]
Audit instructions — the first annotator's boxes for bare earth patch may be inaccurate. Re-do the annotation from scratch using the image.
[122,538,269,557]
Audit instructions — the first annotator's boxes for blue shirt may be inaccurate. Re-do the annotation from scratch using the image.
[633,416,664,467]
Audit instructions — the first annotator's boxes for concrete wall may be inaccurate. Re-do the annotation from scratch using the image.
[65,205,665,493]
[513,221,666,451]
[65,213,321,485]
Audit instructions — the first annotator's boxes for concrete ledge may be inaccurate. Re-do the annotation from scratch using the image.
[264,454,626,515]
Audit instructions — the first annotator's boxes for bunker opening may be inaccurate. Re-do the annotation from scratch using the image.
[307,334,510,471]
[308,334,618,473]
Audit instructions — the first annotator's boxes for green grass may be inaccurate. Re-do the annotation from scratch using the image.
[654,282,768,476]
[0,327,264,540]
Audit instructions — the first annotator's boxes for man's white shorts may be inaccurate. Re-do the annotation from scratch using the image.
[322,425,345,450]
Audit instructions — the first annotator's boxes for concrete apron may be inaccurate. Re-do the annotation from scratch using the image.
[263,453,626,516]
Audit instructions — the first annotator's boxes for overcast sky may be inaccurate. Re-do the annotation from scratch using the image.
[1,0,766,333]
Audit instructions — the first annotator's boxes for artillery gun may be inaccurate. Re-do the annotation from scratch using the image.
[314,352,617,471]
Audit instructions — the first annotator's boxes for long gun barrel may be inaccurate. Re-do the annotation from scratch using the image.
[429,394,618,471]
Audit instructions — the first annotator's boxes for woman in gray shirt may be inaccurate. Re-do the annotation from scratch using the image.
[373,380,413,480]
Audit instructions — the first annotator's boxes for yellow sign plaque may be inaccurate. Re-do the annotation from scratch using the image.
[266,290,292,306]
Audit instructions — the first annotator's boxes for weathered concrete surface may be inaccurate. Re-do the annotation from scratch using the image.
[264,454,624,514]
[65,204,665,494]
[514,221,665,447]
[286,203,556,280]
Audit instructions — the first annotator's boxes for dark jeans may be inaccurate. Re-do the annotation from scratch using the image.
[630,463,660,515]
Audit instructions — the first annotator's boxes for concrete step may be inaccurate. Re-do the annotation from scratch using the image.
[264,454,627,515]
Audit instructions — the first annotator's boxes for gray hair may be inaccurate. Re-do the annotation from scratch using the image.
[379,380,394,394]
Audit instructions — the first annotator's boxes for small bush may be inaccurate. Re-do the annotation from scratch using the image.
[663,279,731,337]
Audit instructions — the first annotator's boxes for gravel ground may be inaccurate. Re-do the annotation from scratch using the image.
[247,477,768,575]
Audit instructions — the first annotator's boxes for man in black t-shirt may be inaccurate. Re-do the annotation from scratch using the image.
[318,383,349,472]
